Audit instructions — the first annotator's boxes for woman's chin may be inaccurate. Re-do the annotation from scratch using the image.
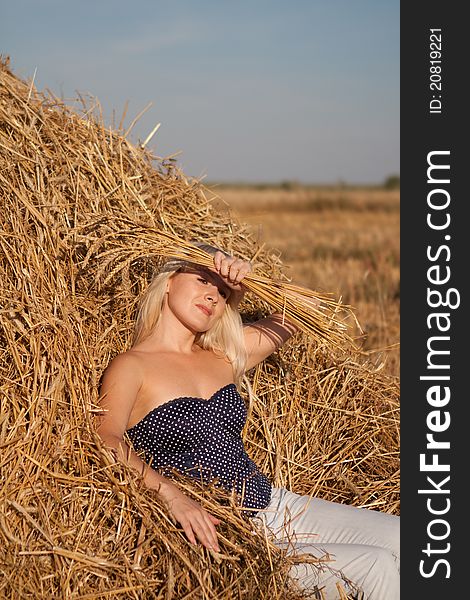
[185,319,213,335]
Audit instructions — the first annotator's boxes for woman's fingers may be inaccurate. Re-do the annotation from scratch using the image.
[213,250,225,271]
[213,252,252,285]
[194,515,220,551]
[166,491,221,551]
[181,521,198,546]
[209,514,221,525]
[228,259,251,284]
[181,513,220,551]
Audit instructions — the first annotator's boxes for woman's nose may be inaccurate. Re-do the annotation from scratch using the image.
[205,286,219,303]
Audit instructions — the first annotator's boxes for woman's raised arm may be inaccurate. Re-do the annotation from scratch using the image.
[243,289,322,369]
[243,314,299,370]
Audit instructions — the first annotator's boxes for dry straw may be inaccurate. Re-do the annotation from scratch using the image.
[82,224,353,348]
[149,235,354,347]
[0,56,399,599]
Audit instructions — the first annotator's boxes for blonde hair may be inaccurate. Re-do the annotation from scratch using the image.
[132,244,248,388]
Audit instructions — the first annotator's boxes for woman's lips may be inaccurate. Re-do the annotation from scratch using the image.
[196,304,212,316]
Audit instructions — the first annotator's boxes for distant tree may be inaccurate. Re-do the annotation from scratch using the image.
[383,175,400,189]
[279,179,300,191]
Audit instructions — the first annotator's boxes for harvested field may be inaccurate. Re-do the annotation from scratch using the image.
[212,184,400,378]
[0,58,399,599]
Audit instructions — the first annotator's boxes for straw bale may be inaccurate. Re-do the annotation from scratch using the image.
[0,57,399,599]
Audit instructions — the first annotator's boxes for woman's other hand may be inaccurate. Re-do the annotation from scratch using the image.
[159,481,221,552]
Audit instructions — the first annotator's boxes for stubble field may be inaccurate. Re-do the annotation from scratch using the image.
[211,184,400,378]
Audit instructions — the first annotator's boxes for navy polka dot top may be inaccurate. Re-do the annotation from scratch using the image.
[126,383,272,512]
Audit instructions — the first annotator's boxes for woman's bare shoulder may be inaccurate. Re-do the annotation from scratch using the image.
[107,348,144,364]
[102,349,146,383]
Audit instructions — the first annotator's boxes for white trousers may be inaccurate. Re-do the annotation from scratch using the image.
[254,487,400,599]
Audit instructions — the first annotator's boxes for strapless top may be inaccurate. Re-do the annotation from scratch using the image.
[126,383,272,512]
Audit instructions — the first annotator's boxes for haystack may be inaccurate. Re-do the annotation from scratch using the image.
[0,57,399,599]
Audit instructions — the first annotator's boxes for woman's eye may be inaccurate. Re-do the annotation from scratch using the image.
[198,277,208,284]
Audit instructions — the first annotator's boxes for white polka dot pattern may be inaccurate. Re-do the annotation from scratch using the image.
[126,383,272,510]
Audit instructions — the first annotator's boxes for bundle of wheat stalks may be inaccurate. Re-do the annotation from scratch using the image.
[0,57,399,599]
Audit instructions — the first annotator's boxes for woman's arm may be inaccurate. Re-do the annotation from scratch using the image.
[97,354,221,551]
[243,290,322,369]
[243,314,299,370]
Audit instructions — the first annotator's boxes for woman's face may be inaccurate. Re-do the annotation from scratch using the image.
[165,268,231,333]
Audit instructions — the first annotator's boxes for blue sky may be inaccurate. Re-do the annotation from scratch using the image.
[1,0,399,184]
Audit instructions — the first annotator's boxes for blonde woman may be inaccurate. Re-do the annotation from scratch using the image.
[97,244,400,599]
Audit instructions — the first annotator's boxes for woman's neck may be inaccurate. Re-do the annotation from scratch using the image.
[136,315,200,355]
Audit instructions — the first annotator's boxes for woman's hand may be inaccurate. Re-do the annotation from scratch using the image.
[212,251,252,305]
[159,481,221,552]
[213,251,251,289]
